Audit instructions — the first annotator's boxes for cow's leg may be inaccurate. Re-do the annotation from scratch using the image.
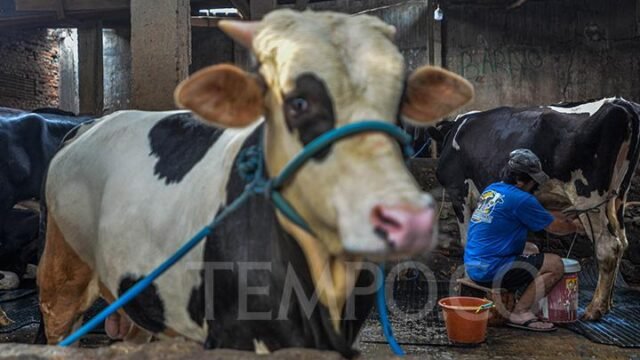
[452,180,479,247]
[449,188,469,247]
[37,214,99,344]
[582,201,627,320]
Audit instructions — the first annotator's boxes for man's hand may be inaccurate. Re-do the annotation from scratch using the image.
[560,208,581,220]
[547,211,586,236]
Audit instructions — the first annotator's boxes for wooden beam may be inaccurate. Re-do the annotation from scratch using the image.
[0,9,129,29]
[230,0,249,19]
[78,21,104,115]
[191,16,222,27]
[16,0,129,12]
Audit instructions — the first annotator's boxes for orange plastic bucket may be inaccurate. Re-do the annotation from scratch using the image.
[439,296,492,344]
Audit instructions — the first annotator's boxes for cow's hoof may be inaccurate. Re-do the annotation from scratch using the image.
[105,313,132,340]
[0,306,14,326]
[0,271,20,290]
[582,304,609,320]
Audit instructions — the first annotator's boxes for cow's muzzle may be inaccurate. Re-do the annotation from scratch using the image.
[371,204,435,254]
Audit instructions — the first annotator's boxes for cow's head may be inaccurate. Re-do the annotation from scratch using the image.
[176,10,473,260]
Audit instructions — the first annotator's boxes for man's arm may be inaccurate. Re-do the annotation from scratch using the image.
[546,211,585,236]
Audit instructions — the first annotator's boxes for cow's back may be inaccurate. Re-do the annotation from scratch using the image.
[45,110,260,341]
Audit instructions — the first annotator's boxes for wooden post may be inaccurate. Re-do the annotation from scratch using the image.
[427,0,435,65]
[78,21,103,115]
[433,14,443,67]
[427,1,443,67]
[130,0,191,110]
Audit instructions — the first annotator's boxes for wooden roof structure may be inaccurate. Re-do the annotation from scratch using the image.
[0,0,248,29]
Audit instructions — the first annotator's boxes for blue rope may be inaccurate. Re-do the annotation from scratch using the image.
[59,121,410,354]
[271,121,414,189]
[376,265,405,356]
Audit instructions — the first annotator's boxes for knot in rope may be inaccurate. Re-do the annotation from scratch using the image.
[236,145,264,183]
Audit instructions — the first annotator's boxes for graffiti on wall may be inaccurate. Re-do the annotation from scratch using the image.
[451,36,544,80]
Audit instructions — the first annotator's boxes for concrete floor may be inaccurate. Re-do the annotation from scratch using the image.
[359,328,640,359]
[1,328,638,359]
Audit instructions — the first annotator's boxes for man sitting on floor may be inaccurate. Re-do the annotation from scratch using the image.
[464,149,584,332]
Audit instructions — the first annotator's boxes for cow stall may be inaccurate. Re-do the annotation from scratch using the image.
[1,0,640,359]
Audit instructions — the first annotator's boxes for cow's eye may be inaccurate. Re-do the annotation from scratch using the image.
[287,97,309,116]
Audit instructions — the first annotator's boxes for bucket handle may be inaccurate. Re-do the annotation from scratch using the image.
[475,301,495,313]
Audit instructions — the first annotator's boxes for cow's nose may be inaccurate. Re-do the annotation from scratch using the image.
[370,204,435,253]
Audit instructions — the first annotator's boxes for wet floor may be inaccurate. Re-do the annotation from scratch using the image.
[359,327,640,359]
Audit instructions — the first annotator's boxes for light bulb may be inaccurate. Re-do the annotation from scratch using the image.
[434,5,443,21]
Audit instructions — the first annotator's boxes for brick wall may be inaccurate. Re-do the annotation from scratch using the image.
[0,28,60,110]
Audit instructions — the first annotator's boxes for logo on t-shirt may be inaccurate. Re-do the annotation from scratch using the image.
[471,190,504,224]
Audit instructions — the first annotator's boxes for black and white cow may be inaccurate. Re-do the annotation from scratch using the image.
[0,107,91,287]
[435,98,640,320]
[38,10,474,356]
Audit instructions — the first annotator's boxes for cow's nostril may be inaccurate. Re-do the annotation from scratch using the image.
[371,205,402,229]
[374,226,396,249]
[374,226,389,241]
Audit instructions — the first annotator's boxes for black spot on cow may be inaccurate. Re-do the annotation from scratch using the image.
[283,73,336,160]
[187,271,205,327]
[148,113,224,184]
[574,178,590,197]
[118,274,166,333]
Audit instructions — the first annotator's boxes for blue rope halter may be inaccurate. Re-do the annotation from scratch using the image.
[60,121,411,355]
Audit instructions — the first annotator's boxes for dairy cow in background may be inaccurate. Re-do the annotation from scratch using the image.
[435,98,640,320]
[0,108,91,288]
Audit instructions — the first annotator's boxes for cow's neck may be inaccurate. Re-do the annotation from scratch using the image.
[261,115,362,330]
[276,214,362,333]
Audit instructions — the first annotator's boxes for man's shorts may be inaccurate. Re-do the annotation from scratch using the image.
[476,253,545,291]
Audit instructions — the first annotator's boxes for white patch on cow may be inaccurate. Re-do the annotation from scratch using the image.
[548,97,616,116]
[46,110,262,342]
[253,339,270,354]
[452,111,479,151]
[611,141,631,195]
[459,179,480,246]
[572,169,589,187]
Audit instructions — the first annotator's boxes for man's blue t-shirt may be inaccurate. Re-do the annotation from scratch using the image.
[464,182,554,283]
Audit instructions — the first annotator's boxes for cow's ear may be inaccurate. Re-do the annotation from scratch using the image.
[401,66,474,124]
[174,64,264,128]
